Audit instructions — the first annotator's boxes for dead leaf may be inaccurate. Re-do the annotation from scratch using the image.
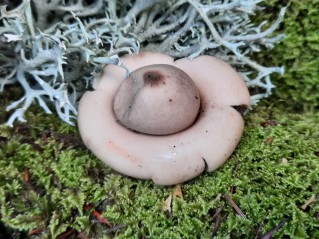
[162,195,172,213]
[172,184,183,199]
[161,184,184,216]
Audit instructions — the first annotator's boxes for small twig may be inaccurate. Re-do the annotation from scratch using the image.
[301,195,316,210]
[84,204,112,228]
[223,194,246,218]
[211,206,224,237]
[105,224,126,235]
[260,217,290,239]
[253,221,264,239]
[56,229,76,239]
[211,206,224,221]
[212,213,222,237]
[92,210,112,228]
[28,228,43,235]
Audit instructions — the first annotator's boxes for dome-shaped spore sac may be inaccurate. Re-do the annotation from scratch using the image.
[113,64,201,135]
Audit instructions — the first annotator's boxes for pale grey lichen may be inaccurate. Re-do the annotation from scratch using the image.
[0,0,286,126]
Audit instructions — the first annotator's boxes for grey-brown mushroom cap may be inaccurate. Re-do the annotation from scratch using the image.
[78,52,250,185]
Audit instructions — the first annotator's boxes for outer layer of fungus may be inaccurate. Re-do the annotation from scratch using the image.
[78,52,250,185]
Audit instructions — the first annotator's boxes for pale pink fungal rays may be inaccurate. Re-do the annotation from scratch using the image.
[78,51,251,185]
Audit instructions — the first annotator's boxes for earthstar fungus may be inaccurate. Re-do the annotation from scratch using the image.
[78,52,250,185]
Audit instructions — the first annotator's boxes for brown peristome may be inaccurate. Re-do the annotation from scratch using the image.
[78,51,250,185]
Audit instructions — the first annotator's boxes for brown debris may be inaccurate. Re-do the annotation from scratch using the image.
[105,224,126,235]
[223,194,246,218]
[84,204,112,227]
[260,120,278,127]
[162,184,184,217]
[253,221,264,239]
[210,204,225,237]
[23,168,29,182]
[56,229,76,239]
[162,195,172,216]
[28,228,43,235]
[260,217,290,239]
[172,184,183,199]
[211,206,224,221]
[212,212,223,237]
[266,137,273,144]
[41,130,84,149]
[92,210,112,228]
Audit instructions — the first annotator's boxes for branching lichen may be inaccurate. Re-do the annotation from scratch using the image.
[0,0,286,126]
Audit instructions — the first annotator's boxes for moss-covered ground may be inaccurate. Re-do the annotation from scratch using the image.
[1,0,319,238]
[256,0,319,110]
[1,92,319,239]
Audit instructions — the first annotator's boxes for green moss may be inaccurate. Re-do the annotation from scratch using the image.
[1,1,319,237]
[1,105,318,238]
[255,0,319,110]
